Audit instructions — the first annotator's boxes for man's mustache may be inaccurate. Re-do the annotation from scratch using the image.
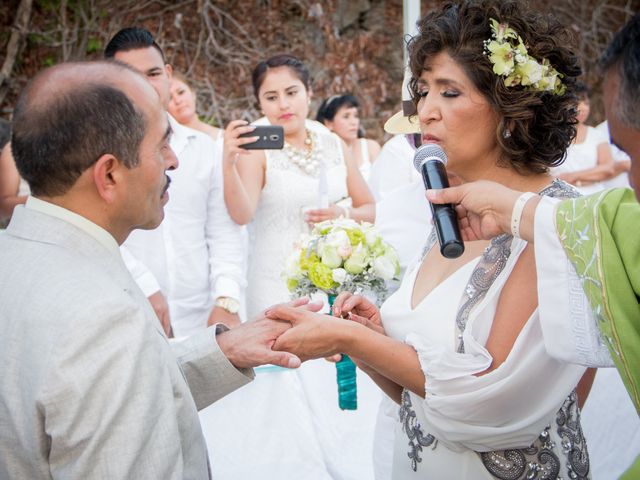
[162,175,172,195]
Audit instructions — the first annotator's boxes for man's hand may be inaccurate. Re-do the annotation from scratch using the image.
[426,181,527,241]
[147,291,173,337]
[208,306,241,329]
[216,298,323,369]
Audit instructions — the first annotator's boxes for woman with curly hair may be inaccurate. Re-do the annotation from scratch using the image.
[266,1,595,478]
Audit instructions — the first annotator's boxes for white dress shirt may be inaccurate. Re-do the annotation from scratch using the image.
[368,134,421,201]
[122,116,245,338]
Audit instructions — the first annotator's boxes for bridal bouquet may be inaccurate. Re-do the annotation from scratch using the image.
[284,218,400,410]
[284,218,400,303]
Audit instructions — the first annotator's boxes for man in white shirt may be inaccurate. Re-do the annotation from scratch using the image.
[105,28,244,336]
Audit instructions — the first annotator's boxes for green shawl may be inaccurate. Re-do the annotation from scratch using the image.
[556,188,640,478]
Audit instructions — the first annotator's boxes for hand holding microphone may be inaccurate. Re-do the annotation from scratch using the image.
[413,144,465,259]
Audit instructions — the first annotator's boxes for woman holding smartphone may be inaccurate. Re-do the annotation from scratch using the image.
[202,54,376,480]
[221,54,374,319]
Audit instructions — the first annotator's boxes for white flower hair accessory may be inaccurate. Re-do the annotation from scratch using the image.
[484,18,565,96]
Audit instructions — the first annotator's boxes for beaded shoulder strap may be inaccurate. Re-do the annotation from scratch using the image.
[455,179,580,353]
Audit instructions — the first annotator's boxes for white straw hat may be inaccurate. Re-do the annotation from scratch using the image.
[384,110,421,134]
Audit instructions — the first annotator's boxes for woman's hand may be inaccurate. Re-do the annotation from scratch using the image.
[222,120,258,168]
[332,292,384,335]
[304,204,349,224]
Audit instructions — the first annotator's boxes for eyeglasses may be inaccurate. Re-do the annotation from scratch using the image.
[403,133,422,151]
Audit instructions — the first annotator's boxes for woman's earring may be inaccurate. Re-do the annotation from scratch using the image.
[503,129,512,139]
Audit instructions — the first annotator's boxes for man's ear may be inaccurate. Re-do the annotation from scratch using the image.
[93,154,124,204]
[165,63,173,80]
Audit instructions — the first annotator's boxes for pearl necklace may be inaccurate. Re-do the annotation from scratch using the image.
[283,130,322,175]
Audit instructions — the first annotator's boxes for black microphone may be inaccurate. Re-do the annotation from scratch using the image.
[413,144,464,259]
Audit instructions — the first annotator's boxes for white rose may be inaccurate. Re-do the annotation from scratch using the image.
[285,251,303,280]
[325,229,351,249]
[372,256,396,280]
[332,268,347,284]
[337,244,352,259]
[364,228,380,247]
[320,244,343,269]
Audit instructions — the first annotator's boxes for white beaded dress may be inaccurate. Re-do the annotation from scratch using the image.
[199,130,381,480]
[382,181,591,479]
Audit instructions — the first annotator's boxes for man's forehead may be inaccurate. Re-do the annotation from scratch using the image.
[113,47,165,72]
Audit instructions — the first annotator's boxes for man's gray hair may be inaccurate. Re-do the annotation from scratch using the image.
[600,14,640,129]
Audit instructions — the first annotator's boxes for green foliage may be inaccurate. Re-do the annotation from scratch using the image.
[86,38,101,54]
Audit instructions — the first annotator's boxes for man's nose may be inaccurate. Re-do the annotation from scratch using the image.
[165,146,179,170]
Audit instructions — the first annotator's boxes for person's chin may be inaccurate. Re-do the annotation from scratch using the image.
[138,213,164,231]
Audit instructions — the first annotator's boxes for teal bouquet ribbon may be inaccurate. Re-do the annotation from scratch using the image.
[327,294,357,410]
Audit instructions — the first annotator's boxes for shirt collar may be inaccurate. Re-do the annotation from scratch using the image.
[26,196,120,254]
[168,113,197,155]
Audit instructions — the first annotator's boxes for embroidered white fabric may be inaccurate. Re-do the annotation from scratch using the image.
[534,196,613,367]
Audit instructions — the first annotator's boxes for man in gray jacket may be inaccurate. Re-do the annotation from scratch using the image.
[0,60,306,479]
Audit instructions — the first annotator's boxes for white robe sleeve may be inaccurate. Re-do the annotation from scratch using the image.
[534,196,613,367]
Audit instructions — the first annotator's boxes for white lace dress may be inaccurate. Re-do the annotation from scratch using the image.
[199,131,381,480]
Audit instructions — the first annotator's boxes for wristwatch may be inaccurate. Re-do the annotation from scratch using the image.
[215,296,240,314]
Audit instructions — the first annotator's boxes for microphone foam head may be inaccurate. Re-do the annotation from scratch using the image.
[413,144,448,171]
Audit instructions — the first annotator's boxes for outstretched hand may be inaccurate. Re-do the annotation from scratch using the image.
[266,303,350,362]
[216,297,323,370]
[426,180,523,241]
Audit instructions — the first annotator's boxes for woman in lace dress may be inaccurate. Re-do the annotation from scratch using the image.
[267,1,595,478]
[316,94,381,182]
[199,54,377,480]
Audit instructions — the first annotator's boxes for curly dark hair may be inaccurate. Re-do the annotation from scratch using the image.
[407,0,582,174]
